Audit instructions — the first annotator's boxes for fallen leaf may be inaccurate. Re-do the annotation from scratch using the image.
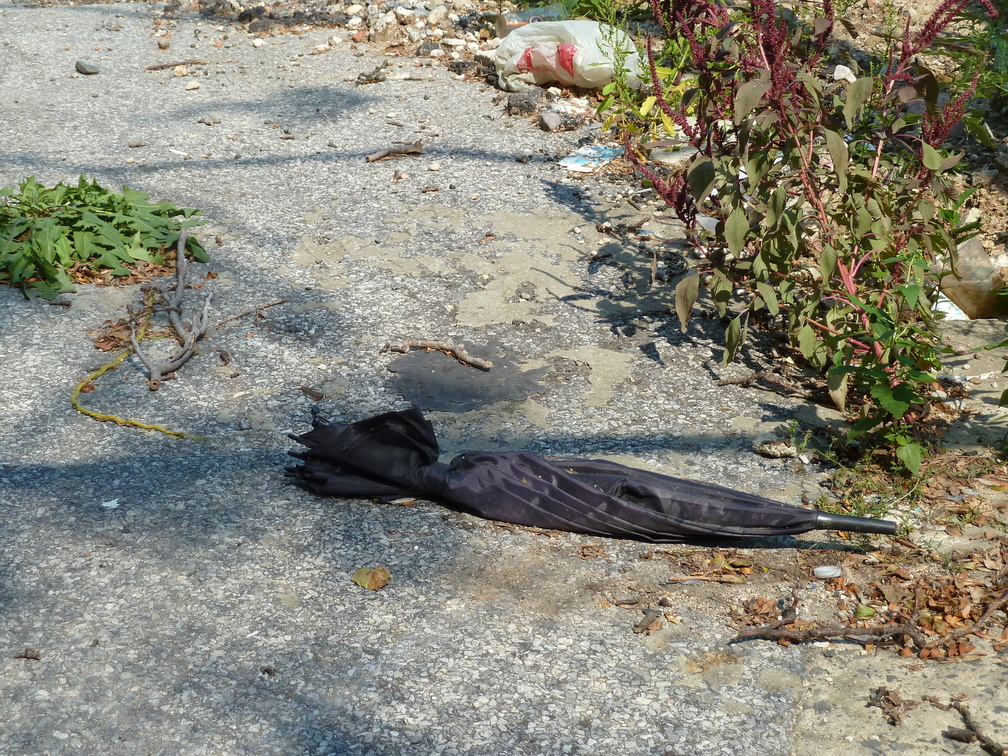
[855,604,877,620]
[352,566,391,591]
[633,609,663,635]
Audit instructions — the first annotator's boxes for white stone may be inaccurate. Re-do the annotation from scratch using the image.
[649,144,698,171]
[833,64,856,84]
[394,5,414,22]
[427,4,447,24]
[252,38,264,48]
[346,3,364,14]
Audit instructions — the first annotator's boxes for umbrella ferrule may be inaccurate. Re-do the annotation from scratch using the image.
[815,511,897,536]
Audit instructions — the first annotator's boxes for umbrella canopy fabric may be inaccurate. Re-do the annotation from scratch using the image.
[287,408,897,541]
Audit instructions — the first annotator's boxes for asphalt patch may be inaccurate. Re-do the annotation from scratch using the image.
[386,342,549,412]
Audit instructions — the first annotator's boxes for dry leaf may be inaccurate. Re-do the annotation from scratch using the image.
[633,609,663,635]
[352,566,391,591]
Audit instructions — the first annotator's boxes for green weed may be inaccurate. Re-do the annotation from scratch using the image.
[0,175,206,299]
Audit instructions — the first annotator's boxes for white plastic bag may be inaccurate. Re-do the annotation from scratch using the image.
[494,20,643,93]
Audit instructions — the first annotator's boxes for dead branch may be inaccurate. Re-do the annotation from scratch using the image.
[217,298,287,327]
[145,59,210,70]
[131,229,211,390]
[381,339,493,371]
[927,698,1008,756]
[666,574,746,584]
[732,621,929,649]
[366,140,423,163]
[717,369,815,399]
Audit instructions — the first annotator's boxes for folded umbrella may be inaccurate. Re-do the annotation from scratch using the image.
[287,408,897,541]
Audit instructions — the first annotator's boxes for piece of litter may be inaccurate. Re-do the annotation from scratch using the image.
[935,371,996,383]
[934,293,969,321]
[814,566,842,579]
[101,498,119,510]
[558,145,622,173]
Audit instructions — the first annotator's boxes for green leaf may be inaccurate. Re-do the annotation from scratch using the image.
[724,205,748,255]
[854,604,876,620]
[843,77,873,129]
[674,271,700,333]
[848,415,883,439]
[921,142,944,172]
[823,129,848,194]
[687,158,715,202]
[0,174,206,297]
[733,78,771,125]
[819,244,838,282]
[659,109,677,137]
[895,441,924,475]
[756,281,778,315]
[961,110,996,148]
[723,312,746,364]
[827,370,848,412]
[938,150,964,172]
[869,382,915,419]
[895,283,920,310]
[708,270,732,317]
[766,187,786,229]
[797,323,817,360]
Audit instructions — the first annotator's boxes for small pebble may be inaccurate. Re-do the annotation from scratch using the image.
[75,60,99,75]
[157,38,171,50]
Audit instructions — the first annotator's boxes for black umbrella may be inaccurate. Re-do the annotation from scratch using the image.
[287,408,896,540]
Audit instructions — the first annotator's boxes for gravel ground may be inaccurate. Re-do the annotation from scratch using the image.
[1,2,1007,754]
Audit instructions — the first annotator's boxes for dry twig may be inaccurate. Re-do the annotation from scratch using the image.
[366,140,424,163]
[926,697,1008,756]
[717,369,814,399]
[733,621,929,649]
[217,298,287,327]
[131,229,211,390]
[145,59,209,70]
[666,574,745,584]
[381,339,493,370]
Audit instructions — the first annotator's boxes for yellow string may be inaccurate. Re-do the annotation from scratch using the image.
[70,291,204,440]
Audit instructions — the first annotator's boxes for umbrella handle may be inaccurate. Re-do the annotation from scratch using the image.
[815,511,897,535]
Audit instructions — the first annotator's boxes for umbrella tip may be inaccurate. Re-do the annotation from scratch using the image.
[815,511,897,536]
